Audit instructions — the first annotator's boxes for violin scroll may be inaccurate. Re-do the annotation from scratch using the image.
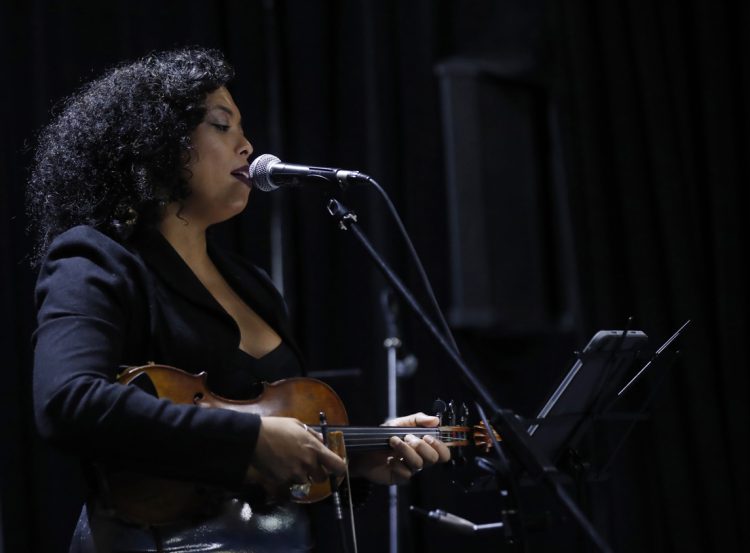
[472,421,502,452]
[434,397,502,456]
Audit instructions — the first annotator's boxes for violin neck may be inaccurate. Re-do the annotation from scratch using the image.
[316,425,468,452]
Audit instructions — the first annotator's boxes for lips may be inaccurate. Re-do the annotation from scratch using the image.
[231,165,251,187]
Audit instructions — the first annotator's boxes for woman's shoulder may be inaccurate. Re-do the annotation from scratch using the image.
[34,224,157,326]
[44,225,142,263]
[38,225,147,287]
[48,224,126,249]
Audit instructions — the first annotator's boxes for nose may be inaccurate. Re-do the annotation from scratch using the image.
[238,135,253,159]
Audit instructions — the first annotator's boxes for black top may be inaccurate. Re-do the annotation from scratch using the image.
[218,342,302,400]
[32,225,303,490]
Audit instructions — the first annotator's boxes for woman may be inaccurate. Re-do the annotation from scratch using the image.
[27,47,449,552]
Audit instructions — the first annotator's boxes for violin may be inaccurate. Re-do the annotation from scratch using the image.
[103,363,499,525]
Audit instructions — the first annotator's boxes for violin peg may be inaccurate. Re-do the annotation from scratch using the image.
[447,400,457,426]
[432,399,447,424]
[459,403,469,426]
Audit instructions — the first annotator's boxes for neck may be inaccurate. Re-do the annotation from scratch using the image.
[312,425,467,452]
[158,203,210,269]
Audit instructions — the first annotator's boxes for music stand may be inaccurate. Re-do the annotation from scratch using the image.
[526,330,648,464]
[525,321,689,483]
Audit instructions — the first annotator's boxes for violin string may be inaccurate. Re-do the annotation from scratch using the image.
[328,438,468,445]
[312,428,471,437]
[306,426,481,450]
[337,435,464,438]
[340,440,467,446]
[338,436,468,441]
[336,438,471,450]
[311,426,472,431]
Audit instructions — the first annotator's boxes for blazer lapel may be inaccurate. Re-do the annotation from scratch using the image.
[130,228,233,323]
[208,245,305,368]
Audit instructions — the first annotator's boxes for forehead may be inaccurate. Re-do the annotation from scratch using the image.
[205,87,240,118]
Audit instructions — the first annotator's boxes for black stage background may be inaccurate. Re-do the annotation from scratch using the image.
[1,1,747,552]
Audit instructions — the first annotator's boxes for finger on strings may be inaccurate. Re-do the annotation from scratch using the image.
[423,433,452,462]
[405,434,440,466]
[389,435,424,473]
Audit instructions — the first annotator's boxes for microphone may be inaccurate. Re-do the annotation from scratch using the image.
[409,506,504,534]
[249,154,370,192]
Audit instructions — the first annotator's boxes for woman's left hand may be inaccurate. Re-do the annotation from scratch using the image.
[350,412,451,485]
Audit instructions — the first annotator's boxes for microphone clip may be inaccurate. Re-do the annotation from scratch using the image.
[327,199,358,231]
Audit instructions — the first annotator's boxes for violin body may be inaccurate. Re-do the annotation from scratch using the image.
[119,364,349,427]
[104,363,495,525]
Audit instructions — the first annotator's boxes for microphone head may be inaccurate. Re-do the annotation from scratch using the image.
[249,154,281,192]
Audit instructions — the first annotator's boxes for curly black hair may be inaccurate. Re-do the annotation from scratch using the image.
[26,47,234,262]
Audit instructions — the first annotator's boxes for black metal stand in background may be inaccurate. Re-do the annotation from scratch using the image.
[381,288,403,553]
[325,198,615,553]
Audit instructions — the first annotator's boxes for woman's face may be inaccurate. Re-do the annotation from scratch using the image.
[180,87,253,227]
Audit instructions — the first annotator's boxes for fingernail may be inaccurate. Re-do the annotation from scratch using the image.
[424,435,434,444]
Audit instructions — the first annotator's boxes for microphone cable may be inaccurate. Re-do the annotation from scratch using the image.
[361,175,461,359]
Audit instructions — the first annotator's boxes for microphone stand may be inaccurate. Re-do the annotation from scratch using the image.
[325,198,615,553]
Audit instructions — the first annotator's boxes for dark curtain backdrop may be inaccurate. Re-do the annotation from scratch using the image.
[1,1,747,552]
[553,2,748,551]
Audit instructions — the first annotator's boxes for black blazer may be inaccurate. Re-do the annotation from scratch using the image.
[32,225,302,489]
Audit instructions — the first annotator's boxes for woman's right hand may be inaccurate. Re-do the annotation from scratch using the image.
[246,416,346,495]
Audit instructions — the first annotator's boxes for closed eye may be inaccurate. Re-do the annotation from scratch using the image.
[210,123,230,132]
